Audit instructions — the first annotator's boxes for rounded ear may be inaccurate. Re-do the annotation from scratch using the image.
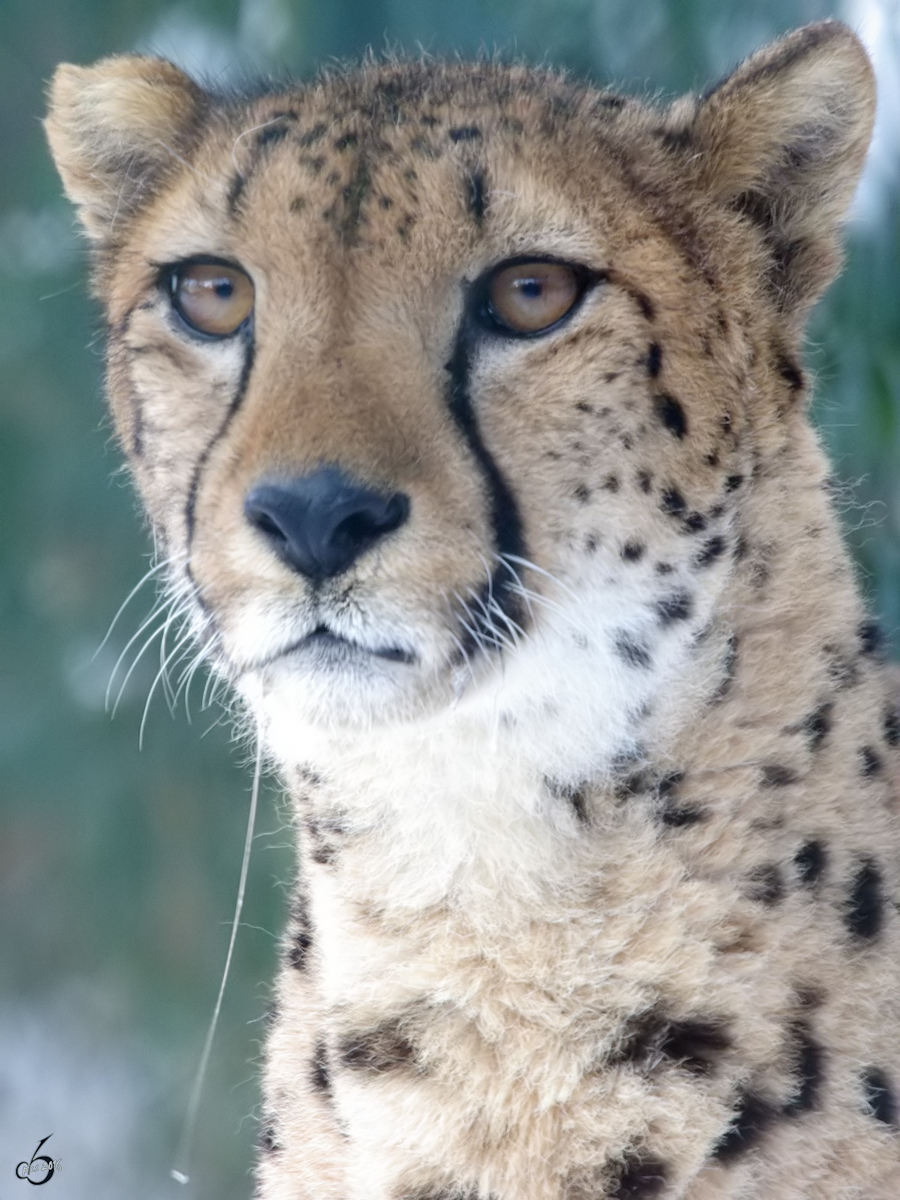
[45,56,208,242]
[666,22,876,315]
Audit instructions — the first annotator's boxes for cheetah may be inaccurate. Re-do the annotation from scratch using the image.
[46,20,900,1198]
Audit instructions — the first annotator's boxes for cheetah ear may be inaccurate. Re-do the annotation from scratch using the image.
[45,56,208,242]
[673,21,875,312]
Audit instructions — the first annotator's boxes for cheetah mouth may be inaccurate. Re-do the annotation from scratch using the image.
[256,624,417,671]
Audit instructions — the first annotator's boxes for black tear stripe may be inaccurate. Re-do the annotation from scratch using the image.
[445,328,527,655]
[184,334,256,548]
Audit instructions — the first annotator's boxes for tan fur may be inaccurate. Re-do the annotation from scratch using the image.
[46,21,900,1198]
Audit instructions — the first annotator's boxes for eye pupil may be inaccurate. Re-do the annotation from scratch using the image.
[486,260,583,335]
[170,261,254,337]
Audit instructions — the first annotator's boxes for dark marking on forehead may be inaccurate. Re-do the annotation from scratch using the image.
[341,156,371,237]
[467,168,487,224]
[298,122,328,147]
[449,125,483,142]
[300,154,326,175]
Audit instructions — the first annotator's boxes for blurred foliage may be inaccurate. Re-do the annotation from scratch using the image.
[1,0,897,1197]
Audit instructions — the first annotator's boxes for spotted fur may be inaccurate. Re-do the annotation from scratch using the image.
[46,21,900,1199]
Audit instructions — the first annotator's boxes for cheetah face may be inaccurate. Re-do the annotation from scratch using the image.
[46,39,873,742]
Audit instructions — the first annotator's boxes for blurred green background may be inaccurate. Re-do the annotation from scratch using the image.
[1,0,897,1196]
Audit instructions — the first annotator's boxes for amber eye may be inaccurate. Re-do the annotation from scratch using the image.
[486,261,582,335]
[170,261,255,337]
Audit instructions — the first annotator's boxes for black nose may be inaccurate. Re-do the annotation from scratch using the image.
[244,467,410,582]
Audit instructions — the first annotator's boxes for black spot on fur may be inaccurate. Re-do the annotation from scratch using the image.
[449,125,482,142]
[761,764,797,788]
[574,483,591,504]
[258,1122,282,1153]
[288,920,313,970]
[682,510,707,533]
[311,1041,331,1094]
[603,473,620,492]
[747,864,784,906]
[297,122,327,147]
[711,634,739,702]
[546,778,590,824]
[227,172,246,212]
[885,704,900,746]
[654,393,688,438]
[846,859,884,940]
[633,291,655,321]
[725,473,744,492]
[858,619,885,657]
[338,1020,418,1074]
[784,1022,823,1114]
[637,470,653,494]
[712,1090,780,1162]
[646,343,662,377]
[467,168,487,223]
[610,1154,669,1199]
[863,1067,898,1126]
[656,591,693,625]
[860,745,882,776]
[825,644,860,691]
[614,633,652,669]
[660,805,707,827]
[622,540,645,562]
[333,130,359,151]
[611,1010,731,1074]
[795,840,827,886]
[802,702,832,749]
[696,536,726,567]
[777,354,804,392]
[656,125,693,151]
[661,487,686,516]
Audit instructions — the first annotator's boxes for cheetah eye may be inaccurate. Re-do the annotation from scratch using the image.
[169,260,255,338]
[484,260,584,336]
